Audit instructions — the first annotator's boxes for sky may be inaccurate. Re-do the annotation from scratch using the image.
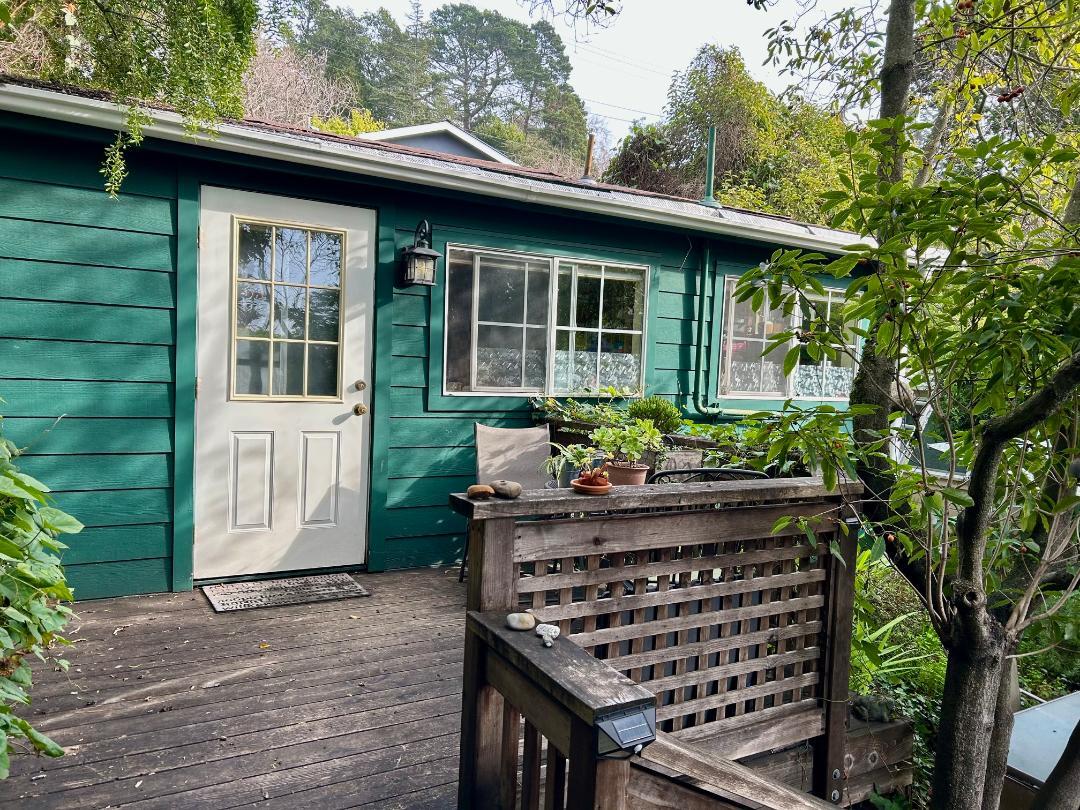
[337,0,831,143]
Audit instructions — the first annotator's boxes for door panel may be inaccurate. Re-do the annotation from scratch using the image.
[195,187,374,579]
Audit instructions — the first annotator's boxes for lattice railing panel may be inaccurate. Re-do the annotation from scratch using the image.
[512,503,835,737]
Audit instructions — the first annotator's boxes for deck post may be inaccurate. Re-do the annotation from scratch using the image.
[814,514,858,803]
[460,516,517,808]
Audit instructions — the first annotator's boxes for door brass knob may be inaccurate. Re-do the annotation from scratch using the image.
[353,403,368,416]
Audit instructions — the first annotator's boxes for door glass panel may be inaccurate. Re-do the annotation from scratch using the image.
[308,289,339,341]
[237,223,272,280]
[272,342,305,396]
[236,282,271,337]
[234,340,270,395]
[273,285,306,339]
[309,231,342,286]
[233,221,346,398]
[307,344,339,396]
[275,228,308,283]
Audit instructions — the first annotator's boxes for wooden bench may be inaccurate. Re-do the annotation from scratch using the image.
[451,478,913,809]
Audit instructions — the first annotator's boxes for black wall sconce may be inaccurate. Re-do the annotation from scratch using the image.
[401,220,441,287]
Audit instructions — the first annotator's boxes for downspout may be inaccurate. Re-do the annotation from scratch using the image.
[694,126,724,416]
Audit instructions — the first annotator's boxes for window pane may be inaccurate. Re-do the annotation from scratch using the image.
[599,333,641,389]
[793,364,824,397]
[445,253,474,392]
[575,273,601,328]
[727,338,765,392]
[761,351,785,394]
[553,330,598,392]
[557,267,573,326]
[234,340,269,395]
[307,344,339,396]
[237,223,272,280]
[309,231,342,287]
[275,227,307,283]
[273,285,306,339]
[476,324,524,388]
[272,341,305,396]
[524,328,547,388]
[822,365,854,398]
[728,291,764,338]
[308,289,340,341]
[526,267,550,325]
[236,282,271,337]
[477,256,525,323]
[602,275,644,330]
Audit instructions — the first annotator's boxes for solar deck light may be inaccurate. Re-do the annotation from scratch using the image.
[596,705,657,758]
[401,219,441,286]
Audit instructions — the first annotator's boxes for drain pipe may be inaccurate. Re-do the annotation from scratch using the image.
[693,126,724,416]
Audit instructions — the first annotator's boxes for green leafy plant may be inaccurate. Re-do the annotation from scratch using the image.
[626,396,684,435]
[0,416,82,778]
[543,442,606,485]
[529,387,635,430]
[590,419,663,467]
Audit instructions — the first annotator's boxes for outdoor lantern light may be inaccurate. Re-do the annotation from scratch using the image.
[401,219,441,286]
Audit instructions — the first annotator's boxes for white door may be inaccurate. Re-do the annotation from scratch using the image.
[194,187,374,579]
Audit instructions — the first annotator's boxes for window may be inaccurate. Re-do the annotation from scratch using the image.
[232,220,345,399]
[719,278,858,399]
[444,247,647,395]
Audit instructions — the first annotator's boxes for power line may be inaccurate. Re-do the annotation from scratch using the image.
[574,42,673,75]
[571,43,675,78]
[582,97,663,117]
[572,54,669,84]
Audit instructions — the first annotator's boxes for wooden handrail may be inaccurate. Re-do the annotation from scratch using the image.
[468,612,654,726]
[449,476,861,520]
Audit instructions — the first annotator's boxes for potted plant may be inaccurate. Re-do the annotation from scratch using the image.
[544,442,611,495]
[590,419,663,486]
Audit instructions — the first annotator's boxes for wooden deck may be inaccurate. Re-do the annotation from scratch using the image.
[2,568,467,809]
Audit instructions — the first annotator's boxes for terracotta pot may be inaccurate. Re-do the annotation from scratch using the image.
[604,463,649,486]
[571,478,612,495]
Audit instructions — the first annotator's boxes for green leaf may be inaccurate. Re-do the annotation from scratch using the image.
[940,488,974,508]
[38,507,84,535]
[783,346,800,377]
[828,540,847,567]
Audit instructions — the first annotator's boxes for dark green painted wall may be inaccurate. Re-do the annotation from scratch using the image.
[0,112,805,598]
[0,128,178,599]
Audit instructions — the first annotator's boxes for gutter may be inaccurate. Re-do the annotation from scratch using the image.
[0,83,859,254]
[692,239,724,417]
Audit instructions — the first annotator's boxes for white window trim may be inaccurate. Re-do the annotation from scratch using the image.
[718,276,859,402]
[442,244,650,397]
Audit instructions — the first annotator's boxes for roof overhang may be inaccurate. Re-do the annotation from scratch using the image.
[0,82,863,254]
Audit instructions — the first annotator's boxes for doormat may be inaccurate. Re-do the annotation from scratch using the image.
[202,573,370,612]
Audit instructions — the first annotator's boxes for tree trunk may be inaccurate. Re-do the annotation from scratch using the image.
[1032,719,1080,810]
[933,612,1007,810]
[981,656,1018,810]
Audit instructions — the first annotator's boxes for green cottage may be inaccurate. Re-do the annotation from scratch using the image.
[0,78,861,599]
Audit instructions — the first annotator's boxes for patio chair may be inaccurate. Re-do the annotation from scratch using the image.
[460,423,553,582]
[646,466,769,484]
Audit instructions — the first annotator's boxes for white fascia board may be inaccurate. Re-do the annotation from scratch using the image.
[361,121,517,165]
[0,84,863,253]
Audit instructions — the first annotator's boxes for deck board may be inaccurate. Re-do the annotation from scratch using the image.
[2,568,466,809]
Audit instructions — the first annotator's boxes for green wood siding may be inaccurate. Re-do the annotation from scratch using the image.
[0,129,178,599]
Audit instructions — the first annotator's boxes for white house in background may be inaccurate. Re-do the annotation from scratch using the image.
[359,121,518,164]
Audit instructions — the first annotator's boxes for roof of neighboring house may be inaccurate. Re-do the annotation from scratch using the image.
[358,121,518,165]
[0,76,862,253]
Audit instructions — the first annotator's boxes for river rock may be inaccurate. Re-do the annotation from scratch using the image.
[505,612,537,631]
[467,484,495,500]
[490,480,523,499]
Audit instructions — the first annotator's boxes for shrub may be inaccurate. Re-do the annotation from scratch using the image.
[0,416,82,777]
[626,396,684,435]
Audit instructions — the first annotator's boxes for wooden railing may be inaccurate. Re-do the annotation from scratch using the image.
[452,478,870,809]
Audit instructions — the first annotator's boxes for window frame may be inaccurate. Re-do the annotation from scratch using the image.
[442,243,650,398]
[229,215,348,403]
[718,275,859,402]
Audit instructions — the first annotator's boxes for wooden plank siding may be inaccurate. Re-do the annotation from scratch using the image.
[0,128,177,598]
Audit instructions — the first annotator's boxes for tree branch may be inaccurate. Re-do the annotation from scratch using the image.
[958,350,1080,586]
